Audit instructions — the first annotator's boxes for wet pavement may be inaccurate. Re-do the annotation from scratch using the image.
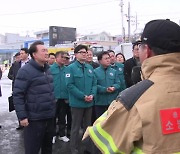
[0,70,85,154]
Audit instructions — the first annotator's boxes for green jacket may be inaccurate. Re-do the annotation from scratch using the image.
[65,60,97,108]
[111,62,126,91]
[50,63,68,99]
[94,65,120,106]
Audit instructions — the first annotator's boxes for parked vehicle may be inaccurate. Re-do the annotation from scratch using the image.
[114,43,133,60]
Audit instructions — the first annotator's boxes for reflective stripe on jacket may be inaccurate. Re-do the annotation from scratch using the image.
[83,53,180,154]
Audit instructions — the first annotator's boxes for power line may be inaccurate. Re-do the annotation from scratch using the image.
[0,0,115,16]
[136,12,180,17]
[0,15,123,30]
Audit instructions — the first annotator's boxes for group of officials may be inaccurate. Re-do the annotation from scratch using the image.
[11,19,180,154]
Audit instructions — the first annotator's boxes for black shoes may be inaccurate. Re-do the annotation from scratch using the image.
[16,126,24,130]
[0,125,1,128]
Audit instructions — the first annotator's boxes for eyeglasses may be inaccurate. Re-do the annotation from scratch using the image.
[77,51,88,54]
[61,56,70,59]
[139,43,147,49]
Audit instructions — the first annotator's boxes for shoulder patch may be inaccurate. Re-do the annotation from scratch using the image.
[116,80,154,110]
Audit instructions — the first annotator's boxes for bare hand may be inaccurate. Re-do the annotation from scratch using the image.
[20,118,29,127]
[85,95,93,102]
[107,87,115,93]
[110,87,115,92]
[88,95,93,101]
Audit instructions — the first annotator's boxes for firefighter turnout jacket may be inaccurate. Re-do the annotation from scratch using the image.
[83,53,180,154]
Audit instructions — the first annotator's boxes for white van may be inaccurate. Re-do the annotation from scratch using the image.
[114,43,133,60]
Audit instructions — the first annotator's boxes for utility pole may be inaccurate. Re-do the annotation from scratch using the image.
[127,1,131,42]
[120,0,125,43]
[135,12,138,31]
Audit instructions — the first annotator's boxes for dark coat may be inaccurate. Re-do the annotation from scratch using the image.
[8,61,21,89]
[124,57,138,88]
[13,59,56,121]
[89,61,99,69]
[0,67,2,79]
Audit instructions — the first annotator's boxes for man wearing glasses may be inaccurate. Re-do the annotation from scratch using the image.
[124,41,141,88]
[65,44,97,154]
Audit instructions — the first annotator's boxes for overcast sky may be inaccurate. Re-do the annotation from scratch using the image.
[0,0,179,36]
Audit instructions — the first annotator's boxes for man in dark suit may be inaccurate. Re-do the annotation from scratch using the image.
[8,48,29,130]
[8,49,29,86]
[124,41,141,88]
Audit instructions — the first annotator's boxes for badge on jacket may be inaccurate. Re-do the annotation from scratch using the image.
[119,68,122,71]
[110,73,114,76]
[160,108,180,135]
[66,74,70,77]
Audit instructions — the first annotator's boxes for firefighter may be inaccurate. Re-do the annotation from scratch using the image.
[83,19,180,154]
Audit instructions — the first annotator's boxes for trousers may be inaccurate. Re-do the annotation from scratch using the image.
[24,118,54,154]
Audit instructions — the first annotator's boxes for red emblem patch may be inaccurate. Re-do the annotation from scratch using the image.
[160,108,180,135]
